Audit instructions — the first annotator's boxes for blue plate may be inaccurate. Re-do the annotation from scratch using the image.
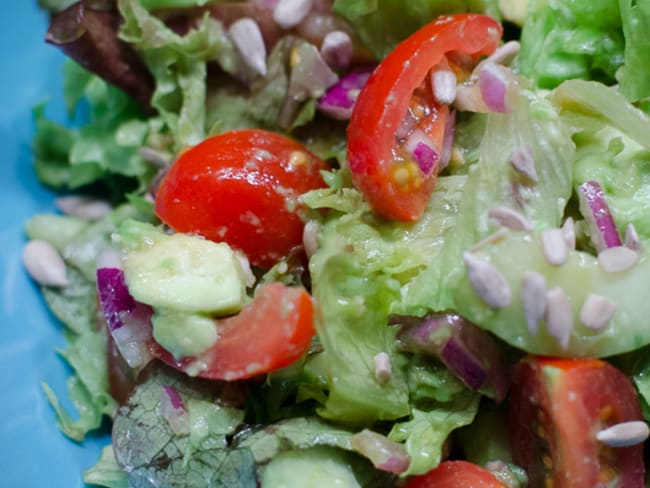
[0,4,108,486]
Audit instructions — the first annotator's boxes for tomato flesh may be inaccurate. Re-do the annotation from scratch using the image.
[347,14,502,221]
[155,129,328,268]
[155,283,315,381]
[405,460,505,488]
[509,356,645,488]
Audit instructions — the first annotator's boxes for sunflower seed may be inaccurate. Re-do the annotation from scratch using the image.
[464,253,512,308]
[469,227,510,252]
[22,240,68,287]
[488,205,533,231]
[302,220,320,258]
[625,223,642,252]
[598,246,639,273]
[597,421,649,448]
[229,18,267,77]
[541,228,568,266]
[522,271,547,335]
[55,195,111,220]
[545,287,573,349]
[374,352,392,383]
[432,69,457,105]
[273,0,313,29]
[508,145,537,182]
[579,294,617,331]
[561,217,576,250]
[320,30,353,69]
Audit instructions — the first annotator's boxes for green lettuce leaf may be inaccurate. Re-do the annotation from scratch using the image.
[333,0,500,59]
[518,0,624,89]
[33,61,156,199]
[83,446,130,488]
[118,0,240,149]
[112,363,256,487]
[388,358,480,476]
[617,0,650,103]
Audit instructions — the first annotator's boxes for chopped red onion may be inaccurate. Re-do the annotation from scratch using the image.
[316,68,373,120]
[160,385,190,435]
[320,30,353,69]
[431,69,457,105]
[350,429,410,474]
[96,267,154,368]
[404,129,439,175]
[479,62,510,113]
[393,313,509,402]
[577,181,622,251]
[96,247,122,271]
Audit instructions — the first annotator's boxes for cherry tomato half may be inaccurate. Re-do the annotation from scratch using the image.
[155,129,328,268]
[509,356,645,487]
[347,14,501,221]
[405,460,506,488]
[156,283,315,381]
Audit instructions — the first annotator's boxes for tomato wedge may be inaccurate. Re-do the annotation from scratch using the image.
[347,14,501,221]
[155,129,328,268]
[509,356,645,487]
[156,283,315,381]
[405,460,506,488]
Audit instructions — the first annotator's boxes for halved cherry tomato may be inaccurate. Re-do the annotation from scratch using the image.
[155,129,328,268]
[156,283,315,381]
[405,460,506,488]
[347,14,501,221]
[509,356,645,487]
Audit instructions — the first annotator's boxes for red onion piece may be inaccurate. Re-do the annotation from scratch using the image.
[96,267,154,368]
[404,130,439,175]
[350,429,410,474]
[160,385,190,435]
[393,313,509,402]
[439,109,456,170]
[316,68,373,120]
[478,63,510,113]
[577,181,622,251]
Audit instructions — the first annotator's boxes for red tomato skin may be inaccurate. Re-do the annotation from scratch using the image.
[155,130,328,268]
[405,461,506,488]
[347,14,502,221]
[509,357,644,488]
[156,283,315,381]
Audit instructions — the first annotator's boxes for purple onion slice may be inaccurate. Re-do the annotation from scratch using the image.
[96,267,154,369]
[160,385,190,435]
[350,429,410,474]
[316,67,373,120]
[578,181,622,251]
[478,63,510,113]
[393,313,509,402]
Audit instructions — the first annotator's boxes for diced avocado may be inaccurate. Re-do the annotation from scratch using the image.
[261,447,361,488]
[116,219,247,315]
[151,310,218,359]
[451,231,650,357]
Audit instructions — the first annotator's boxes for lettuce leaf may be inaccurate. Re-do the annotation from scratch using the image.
[33,61,156,199]
[83,446,130,488]
[617,0,650,103]
[518,0,624,89]
[333,0,500,59]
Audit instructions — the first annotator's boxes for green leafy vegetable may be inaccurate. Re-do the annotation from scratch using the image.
[83,445,130,488]
[112,363,256,487]
[333,0,500,59]
[619,0,650,102]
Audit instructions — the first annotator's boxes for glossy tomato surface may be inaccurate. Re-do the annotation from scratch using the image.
[509,357,644,488]
[157,283,315,381]
[405,460,505,488]
[347,14,501,221]
[155,129,328,268]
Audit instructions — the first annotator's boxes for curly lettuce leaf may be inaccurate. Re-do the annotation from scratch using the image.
[518,0,624,89]
[333,0,500,59]
[617,0,650,103]
[33,61,156,199]
[83,446,130,488]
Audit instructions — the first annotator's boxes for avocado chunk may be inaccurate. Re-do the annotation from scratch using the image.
[151,310,218,359]
[116,219,247,315]
[261,447,362,488]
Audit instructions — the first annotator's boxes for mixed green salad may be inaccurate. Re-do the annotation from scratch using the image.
[24,0,650,486]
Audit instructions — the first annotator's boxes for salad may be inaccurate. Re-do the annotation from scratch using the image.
[21,0,650,486]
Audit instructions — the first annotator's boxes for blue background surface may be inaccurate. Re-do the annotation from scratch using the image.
[0,3,109,486]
